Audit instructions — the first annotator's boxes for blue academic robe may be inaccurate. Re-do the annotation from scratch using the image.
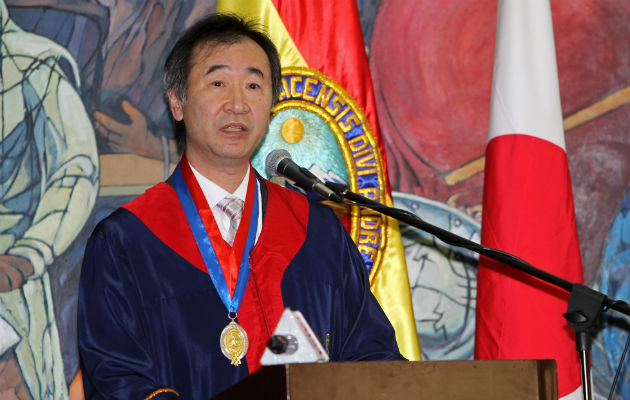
[78,175,403,399]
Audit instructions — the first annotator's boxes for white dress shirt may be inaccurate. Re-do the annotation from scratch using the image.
[189,163,263,243]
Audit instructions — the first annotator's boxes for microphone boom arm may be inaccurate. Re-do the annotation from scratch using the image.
[325,181,630,318]
[326,181,629,400]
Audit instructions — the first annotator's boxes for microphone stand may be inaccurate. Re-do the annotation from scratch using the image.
[325,182,630,400]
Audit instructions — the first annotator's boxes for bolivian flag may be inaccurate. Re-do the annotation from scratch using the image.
[217,0,421,360]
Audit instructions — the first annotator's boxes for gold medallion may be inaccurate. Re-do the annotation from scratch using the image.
[220,320,248,366]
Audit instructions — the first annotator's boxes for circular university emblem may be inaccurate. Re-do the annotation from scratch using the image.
[251,67,389,278]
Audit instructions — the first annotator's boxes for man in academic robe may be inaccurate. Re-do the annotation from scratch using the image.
[78,13,403,400]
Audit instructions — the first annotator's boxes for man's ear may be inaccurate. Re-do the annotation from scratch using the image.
[167,90,184,121]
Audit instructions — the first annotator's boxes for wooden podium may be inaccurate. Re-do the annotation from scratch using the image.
[213,360,557,400]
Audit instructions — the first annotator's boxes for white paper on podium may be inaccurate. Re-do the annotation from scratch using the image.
[259,308,329,366]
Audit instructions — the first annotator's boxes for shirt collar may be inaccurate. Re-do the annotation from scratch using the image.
[188,162,249,208]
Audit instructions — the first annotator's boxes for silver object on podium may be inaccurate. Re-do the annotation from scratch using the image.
[260,308,329,365]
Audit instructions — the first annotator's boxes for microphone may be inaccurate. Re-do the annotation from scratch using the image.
[260,308,329,366]
[267,335,298,355]
[265,149,342,203]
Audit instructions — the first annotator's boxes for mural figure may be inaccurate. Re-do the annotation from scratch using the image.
[592,187,630,399]
[0,0,98,397]
[393,192,478,360]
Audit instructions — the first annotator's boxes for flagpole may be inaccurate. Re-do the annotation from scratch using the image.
[326,181,630,399]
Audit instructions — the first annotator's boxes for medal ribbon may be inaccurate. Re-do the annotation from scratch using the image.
[172,154,258,313]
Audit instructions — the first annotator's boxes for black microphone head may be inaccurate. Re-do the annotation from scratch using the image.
[265,149,292,177]
[267,335,289,354]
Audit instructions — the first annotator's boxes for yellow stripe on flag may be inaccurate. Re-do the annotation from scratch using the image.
[372,193,420,360]
[216,0,308,68]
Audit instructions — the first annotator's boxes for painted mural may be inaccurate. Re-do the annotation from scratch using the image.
[0,0,627,399]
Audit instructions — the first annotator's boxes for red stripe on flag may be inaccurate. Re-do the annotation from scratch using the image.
[476,134,583,395]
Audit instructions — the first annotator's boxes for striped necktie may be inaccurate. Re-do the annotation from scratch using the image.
[216,196,244,246]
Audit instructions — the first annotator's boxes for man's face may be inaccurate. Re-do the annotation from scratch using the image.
[169,37,273,171]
